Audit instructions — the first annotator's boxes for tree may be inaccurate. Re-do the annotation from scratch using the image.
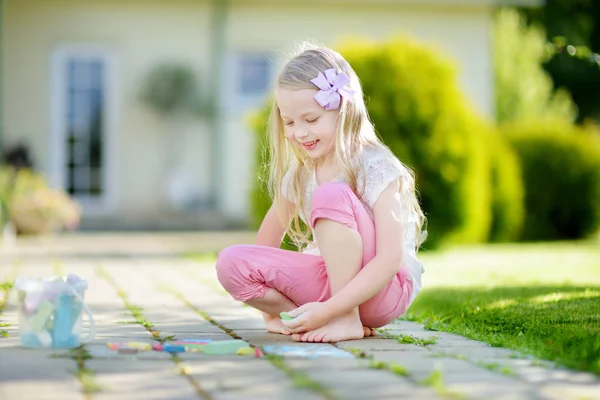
[493,8,577,123]
[521,0,600,123]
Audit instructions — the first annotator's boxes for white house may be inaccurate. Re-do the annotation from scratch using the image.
[0,0,542,230]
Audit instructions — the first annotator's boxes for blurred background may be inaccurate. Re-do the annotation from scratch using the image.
[0,0,599,249]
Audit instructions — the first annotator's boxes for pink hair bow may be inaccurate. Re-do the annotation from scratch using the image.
[311,68,355,111]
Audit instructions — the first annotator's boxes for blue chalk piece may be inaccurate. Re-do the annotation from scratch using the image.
[51,293,73,348]
[67,334,80,348]
[52,334,80,349]
[163,344,186,353]
[21,333,42,348]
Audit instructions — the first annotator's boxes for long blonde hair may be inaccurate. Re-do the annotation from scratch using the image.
[267,43,426,251]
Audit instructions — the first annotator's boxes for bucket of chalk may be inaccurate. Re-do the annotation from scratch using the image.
[15,274,95,349]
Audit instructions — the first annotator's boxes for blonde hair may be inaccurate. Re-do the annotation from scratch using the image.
[267,43,426,251]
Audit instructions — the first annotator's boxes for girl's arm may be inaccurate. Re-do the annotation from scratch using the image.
[325,179,405,317]
[255,200,293,248]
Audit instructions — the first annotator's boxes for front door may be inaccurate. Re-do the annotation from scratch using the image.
[50,46,117,216]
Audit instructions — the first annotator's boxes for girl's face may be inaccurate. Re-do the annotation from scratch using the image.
[275,87,338,163]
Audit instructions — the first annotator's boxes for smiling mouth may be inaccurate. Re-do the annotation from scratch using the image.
[302,140,318,147]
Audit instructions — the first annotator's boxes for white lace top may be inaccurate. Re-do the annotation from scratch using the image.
[282,145,424,303]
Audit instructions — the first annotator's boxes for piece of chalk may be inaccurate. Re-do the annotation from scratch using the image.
[254,347,264,358]
[280,312,293,320]
[118,346,139,354]
[29,300,55,332]
[52,293,73,347]
[163,344,186,353]
[21,333,41,348]
[151,342,163,351]
[107,342,151,351]
[202,340,250,355]
[183,344,208,351]
[66,334,80,348]
[37,331,53,348]
[236,347,254,356]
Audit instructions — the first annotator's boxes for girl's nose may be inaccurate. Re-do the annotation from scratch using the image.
[295,128,309,139]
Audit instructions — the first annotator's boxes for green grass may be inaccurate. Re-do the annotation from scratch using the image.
[403,240,600,375]
[419,369,464,399]
[0,262,21,338]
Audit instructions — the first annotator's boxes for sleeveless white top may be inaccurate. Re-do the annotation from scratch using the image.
[282,145,424,303]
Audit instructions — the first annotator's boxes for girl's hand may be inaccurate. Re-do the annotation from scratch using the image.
[281,302,333,333]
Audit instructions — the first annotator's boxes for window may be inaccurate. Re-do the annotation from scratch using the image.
[66,59,105,197]
[237,53,272,96]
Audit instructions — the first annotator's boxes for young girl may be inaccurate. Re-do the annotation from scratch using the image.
[216,43,426,343]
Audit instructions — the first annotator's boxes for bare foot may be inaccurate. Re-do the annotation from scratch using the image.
[292,313,364,343]
[363,326,376,337]
[263,313,291,335]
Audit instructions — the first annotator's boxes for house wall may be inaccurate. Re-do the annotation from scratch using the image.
[4,0,214,225]
[4,0,496,228]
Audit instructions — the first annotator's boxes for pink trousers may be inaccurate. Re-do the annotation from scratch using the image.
[215,182,413,328]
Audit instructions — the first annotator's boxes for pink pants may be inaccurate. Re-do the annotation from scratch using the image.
[215,182,413,328]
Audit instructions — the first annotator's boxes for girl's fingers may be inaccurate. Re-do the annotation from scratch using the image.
[287,305,306,318]
[282,313,309,332]
[282,318,301,330]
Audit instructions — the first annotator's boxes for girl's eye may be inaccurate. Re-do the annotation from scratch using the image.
[307,117,319,124]
[284,121,294,126]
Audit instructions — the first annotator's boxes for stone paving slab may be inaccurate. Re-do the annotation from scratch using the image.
[86,359,199,400]
[0,347,83,400]
[1,234,600,400]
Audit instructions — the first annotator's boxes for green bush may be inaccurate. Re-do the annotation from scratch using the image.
[487,130,526,242]
[339,37,492,248]
[503,121,600,241]
[493,8,576,124]
[248,107,271,230]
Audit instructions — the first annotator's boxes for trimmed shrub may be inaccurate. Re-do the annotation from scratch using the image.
[338,37,492,248]
[486,130,526,242]
[503,121,600,241]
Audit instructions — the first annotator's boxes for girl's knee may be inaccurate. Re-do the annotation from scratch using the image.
[215,245,249,285]
[215,245,269,302]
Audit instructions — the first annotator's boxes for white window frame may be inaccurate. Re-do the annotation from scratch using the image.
[50,44,119,216]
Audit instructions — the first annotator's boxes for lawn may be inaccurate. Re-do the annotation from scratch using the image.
[404,240,600,375]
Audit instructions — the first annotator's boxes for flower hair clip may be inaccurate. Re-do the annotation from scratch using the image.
[310,68,355,111]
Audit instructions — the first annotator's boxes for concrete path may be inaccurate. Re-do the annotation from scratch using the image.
[1,232,598,400]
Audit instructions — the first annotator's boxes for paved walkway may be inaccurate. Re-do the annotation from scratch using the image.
[1,233,599,400]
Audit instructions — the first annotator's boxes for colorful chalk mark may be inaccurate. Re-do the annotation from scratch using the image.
[262,344,353,358]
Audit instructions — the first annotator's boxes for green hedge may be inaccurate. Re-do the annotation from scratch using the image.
[487,129,526,242]
[503,121,600,241]
[249,107,271,229]
[339,38,492,248]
